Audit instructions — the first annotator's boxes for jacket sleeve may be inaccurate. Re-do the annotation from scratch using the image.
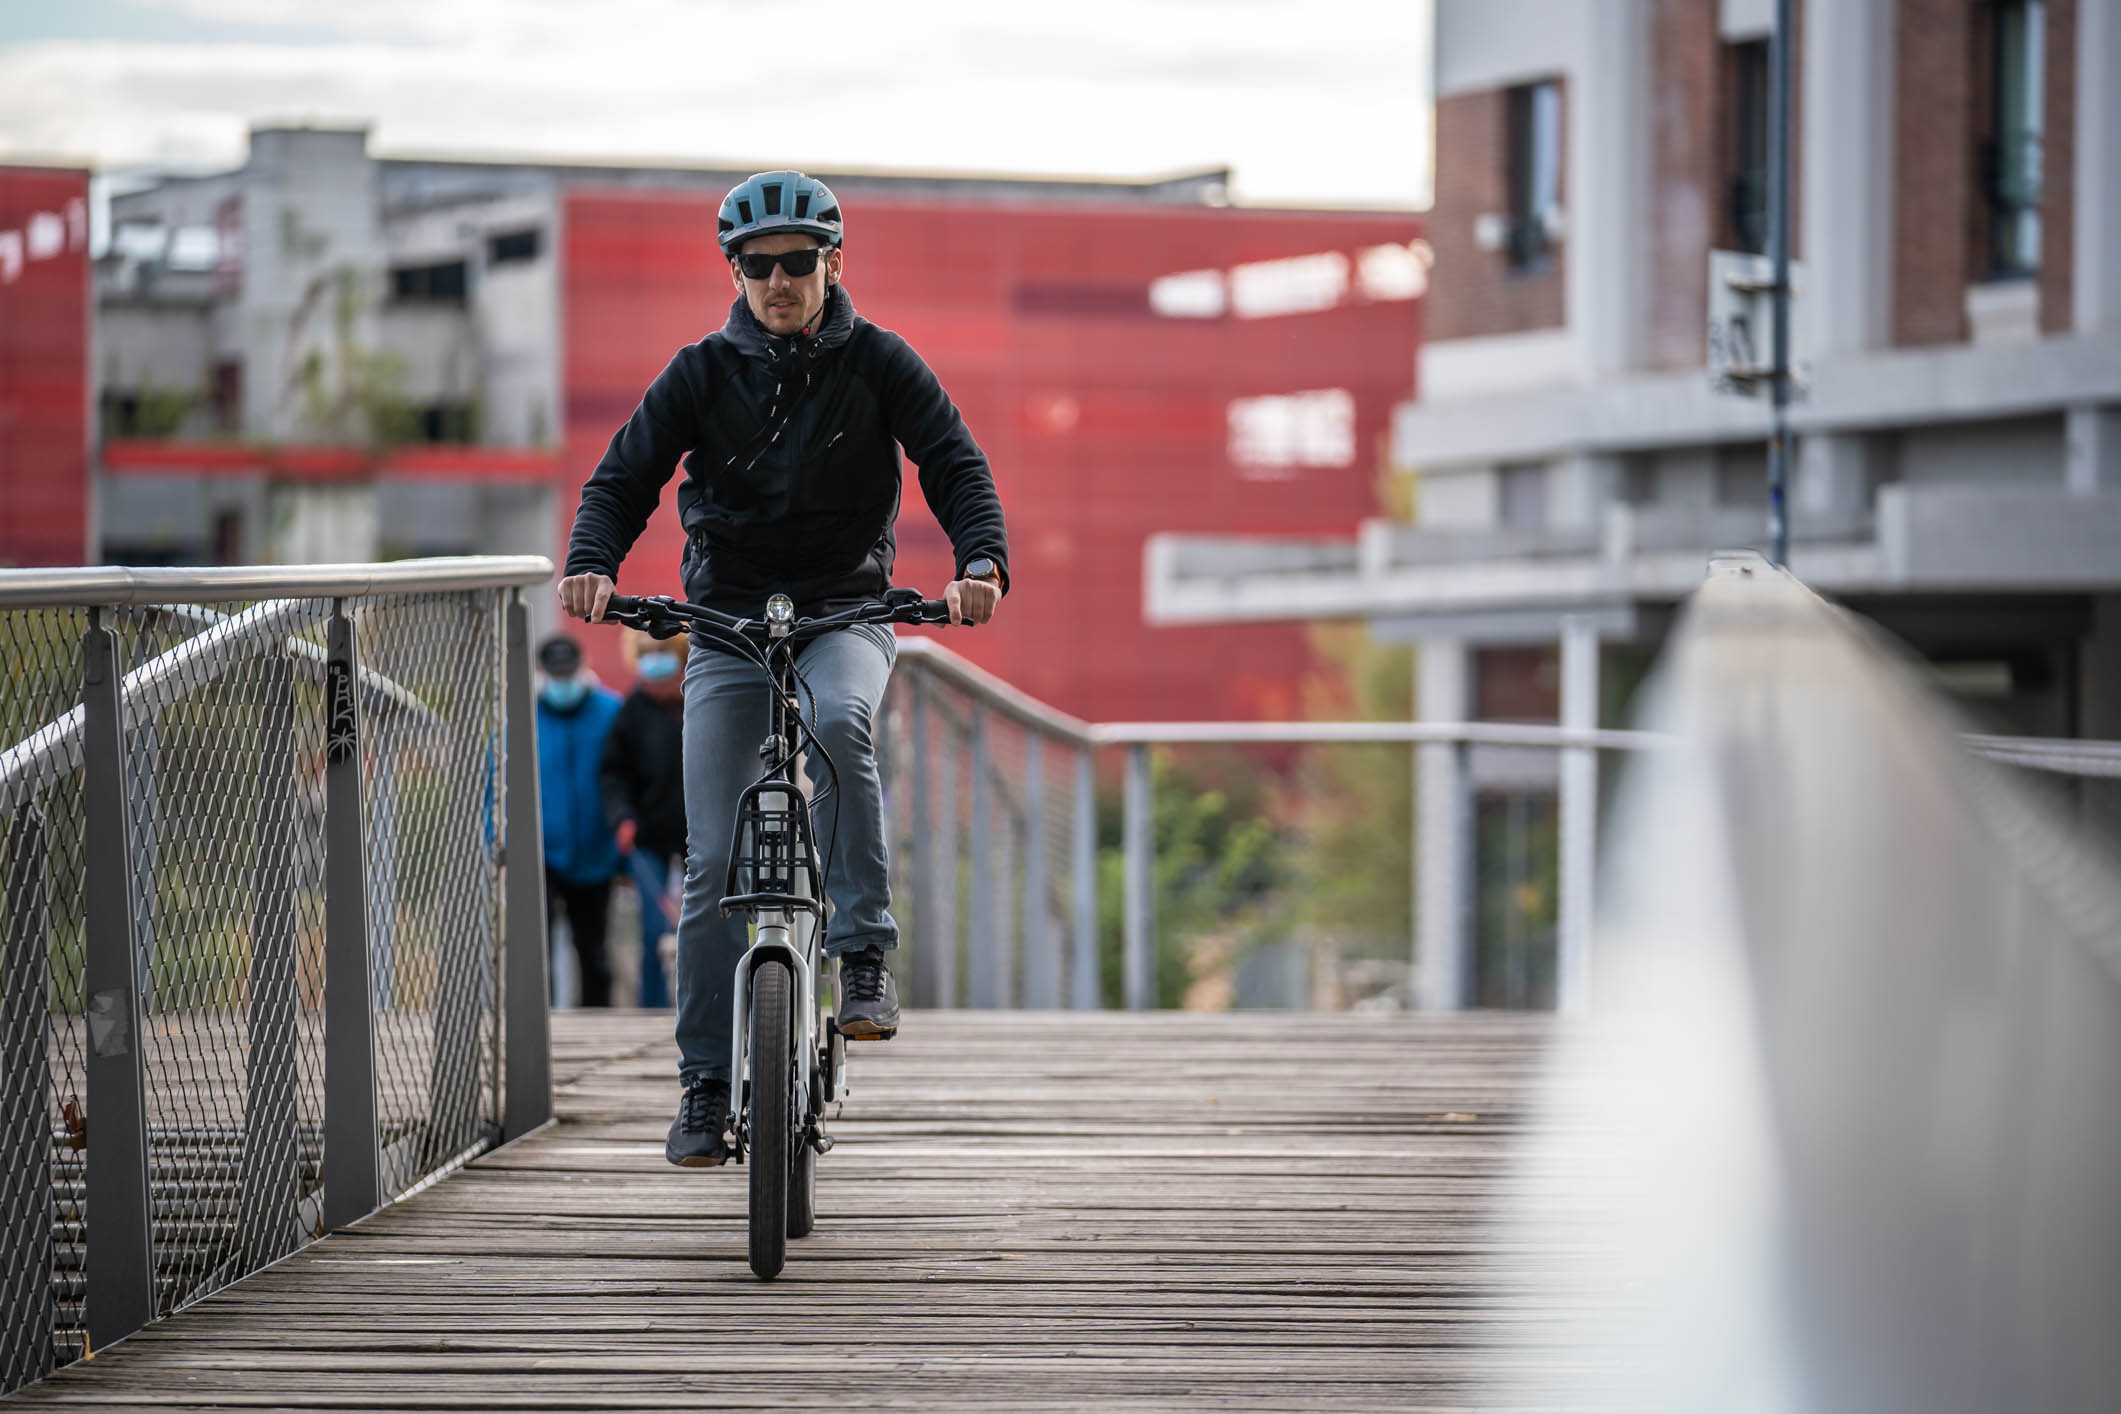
[869,328,1011,591]
[599,705,639,832]
[564,349,703,582]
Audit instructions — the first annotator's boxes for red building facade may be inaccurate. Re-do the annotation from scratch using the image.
[563,191,1421,722]
[0,167,91,566]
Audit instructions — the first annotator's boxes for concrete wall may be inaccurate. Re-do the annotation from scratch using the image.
[1436,0,1589,95]
[1892,414,2068,488]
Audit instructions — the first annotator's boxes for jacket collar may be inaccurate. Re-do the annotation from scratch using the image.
[720,283,856,363]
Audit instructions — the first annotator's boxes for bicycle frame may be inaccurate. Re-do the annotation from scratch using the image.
[597,588,952,1167]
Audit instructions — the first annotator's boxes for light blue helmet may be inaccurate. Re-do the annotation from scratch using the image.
[717,170,844,255]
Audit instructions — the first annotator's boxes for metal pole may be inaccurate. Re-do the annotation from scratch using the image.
[80,612,155,1348]
[2,810,54,1387]
[1021,734,1054,1008]
[1452,739,1476,1010]
[322,604,381,1229]
[907,675,937,1009]
[240,650,302,1268]
[1557,617,1599,1014]
[1071,748,1099,1010]
[1122,744,1153,1010]
[931,711,959,1008]
[1767,0,1794,566]
[967,706,995,1008]
[502,592,551,1141]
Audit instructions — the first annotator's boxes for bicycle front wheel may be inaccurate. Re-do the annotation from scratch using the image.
[747,960,793,1279]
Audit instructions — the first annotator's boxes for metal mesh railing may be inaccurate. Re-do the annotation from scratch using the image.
[881,653,1097,1011]
[0,559,550,1395]
[351,592,504,1193]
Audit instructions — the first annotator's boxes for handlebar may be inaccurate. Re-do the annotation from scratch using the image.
[597,590,959,643]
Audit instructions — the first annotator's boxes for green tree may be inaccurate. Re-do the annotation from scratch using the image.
[1291,623,1415,960]
[1095,749,1286,1008]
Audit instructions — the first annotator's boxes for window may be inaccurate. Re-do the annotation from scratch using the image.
[1505,80,1562,271]
[417,403,479,444]
[488,228,541,265]
[391,259,468,302]
[1498,462,1548,529]
[1725,40,1770,255]
[1986,0,2045,278]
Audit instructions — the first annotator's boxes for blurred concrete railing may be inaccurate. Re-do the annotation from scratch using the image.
[0,558,554,1394]
[1511,550,2121,1412]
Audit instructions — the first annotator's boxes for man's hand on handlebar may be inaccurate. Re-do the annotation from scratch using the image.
[945,575,1001,627]
[558,572,616,623]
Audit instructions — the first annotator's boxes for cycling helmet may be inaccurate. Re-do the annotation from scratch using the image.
[717,171,844,254]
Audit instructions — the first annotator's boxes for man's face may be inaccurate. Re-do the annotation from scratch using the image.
[732,232,842,336]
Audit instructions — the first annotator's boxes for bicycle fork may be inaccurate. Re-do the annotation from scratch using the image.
[728,908,839,1161]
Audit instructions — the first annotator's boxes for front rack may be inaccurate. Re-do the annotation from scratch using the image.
[720,779,824,917]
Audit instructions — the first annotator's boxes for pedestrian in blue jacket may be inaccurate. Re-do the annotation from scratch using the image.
[536,634,624,1007]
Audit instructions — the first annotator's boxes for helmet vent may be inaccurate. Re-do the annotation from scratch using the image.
[794,191,811,218]
[762,182,782,215]
[819,205,840,225]
[736,199,753,224]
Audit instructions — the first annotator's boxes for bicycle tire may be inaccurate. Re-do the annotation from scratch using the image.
[747,961,792,1279]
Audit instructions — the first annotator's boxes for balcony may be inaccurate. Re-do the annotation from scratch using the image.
[1145,484,2121,628]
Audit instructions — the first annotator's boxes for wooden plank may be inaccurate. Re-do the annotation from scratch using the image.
[4,1010,1573,1412]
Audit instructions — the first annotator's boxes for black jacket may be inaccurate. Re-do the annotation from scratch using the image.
[564,285,1008,614]
[600,688,687,858]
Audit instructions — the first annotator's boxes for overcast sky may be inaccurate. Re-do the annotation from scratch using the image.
[0,0,1433,209]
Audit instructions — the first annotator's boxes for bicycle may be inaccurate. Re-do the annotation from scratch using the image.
[598,586,955,1279]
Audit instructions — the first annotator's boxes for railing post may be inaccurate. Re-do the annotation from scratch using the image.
[1021,735,1055,1009]
[3,809,54,1386]
[1123,743,1153,1010]
[993,794,1016,1008]
[80,612,155,1347]
[502,591,551,1141]
[323,603,381,1229]
[1557,615,1599,1014]
[1071,747,1098,1010]
[930,706,960,1008]
[240,650,302,1268]
[907,674,938,1009]
[967,706,996,1008]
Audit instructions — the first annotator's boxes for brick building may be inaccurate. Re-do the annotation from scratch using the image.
[1150,0,2121,1007]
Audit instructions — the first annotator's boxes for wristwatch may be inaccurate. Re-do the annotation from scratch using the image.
[963,556,1000,583]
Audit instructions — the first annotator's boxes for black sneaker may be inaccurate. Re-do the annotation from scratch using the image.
[836,947,900,1040]
[665,1077,731,1167]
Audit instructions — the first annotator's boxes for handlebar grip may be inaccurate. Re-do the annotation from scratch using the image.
[602,593,641,618]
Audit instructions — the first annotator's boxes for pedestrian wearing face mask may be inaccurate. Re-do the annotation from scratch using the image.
[536,633,624,1007]
[601,630,690,1008]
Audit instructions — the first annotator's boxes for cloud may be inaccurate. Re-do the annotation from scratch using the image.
[0,0,1432,205]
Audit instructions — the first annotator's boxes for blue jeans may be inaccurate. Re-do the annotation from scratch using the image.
[626,848,677,1009]
[675,623,897,1083]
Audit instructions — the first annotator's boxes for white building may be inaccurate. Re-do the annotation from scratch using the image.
[1147,0,2121,1009]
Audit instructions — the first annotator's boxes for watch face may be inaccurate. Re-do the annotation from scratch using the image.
[965,558,996,580]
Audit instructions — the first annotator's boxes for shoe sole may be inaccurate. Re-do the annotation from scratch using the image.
[837,1019,898,1041]
[668,1151,728,1168]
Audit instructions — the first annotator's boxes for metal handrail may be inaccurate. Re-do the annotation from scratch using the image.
[0,556,553,609]
[1962,733,2121,779]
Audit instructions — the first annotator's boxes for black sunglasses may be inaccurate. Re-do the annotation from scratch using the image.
[735,247,832,279]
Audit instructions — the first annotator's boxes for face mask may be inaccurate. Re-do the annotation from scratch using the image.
[637,651,679,682]
[541,677,588,710]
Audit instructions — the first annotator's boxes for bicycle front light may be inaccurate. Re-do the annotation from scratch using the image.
[765,594,795,632]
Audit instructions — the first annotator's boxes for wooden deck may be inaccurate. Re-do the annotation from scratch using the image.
[6,1009,1569,1411]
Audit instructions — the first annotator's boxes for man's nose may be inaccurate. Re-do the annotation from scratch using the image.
[767,265,792,290]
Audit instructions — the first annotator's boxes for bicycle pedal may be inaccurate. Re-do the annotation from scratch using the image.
[839,1025,896,1041]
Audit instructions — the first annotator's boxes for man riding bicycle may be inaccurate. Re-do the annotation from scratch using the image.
[557,170,1008,1168]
